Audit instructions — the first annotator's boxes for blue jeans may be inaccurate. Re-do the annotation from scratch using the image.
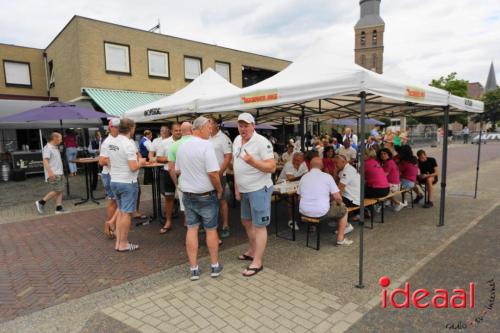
[401,179,415,189]
[182,192,219,230]
[101,173,116,200]
[240,186,273,228]
[66,147,78,173]
[110,182,138,213]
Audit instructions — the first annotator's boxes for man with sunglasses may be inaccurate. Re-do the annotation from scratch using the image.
[233,113,276,277]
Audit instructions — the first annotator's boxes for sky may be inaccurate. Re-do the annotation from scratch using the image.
[1,0,499,86]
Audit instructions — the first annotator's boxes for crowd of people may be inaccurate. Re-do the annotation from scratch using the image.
[35,118,438,281]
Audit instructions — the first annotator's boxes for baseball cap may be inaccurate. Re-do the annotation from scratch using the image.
[108,118,120,127]
[237,113,255,124]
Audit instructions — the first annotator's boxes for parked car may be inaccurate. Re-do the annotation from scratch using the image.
[471,133,500,144]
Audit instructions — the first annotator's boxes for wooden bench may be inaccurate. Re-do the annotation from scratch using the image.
[300,198,378,250]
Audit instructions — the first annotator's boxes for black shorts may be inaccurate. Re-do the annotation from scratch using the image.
[365,186,390,199]
[342,196,358,207]
[160,169,176,196]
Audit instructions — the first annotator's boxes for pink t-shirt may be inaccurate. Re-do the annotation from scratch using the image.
[399,161,418,182]
[365,158,389,188]
[382,159,400,185]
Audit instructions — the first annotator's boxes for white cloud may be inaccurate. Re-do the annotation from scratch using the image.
[0,0,498,85]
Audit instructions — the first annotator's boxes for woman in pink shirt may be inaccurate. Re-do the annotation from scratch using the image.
[398,145,419,190]
[378,148,407,211]
[364,148,390,199]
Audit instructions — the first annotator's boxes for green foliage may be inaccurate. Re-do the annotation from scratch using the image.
[430,72,468,97]
[473,88,500,130]
[378,117,391,127]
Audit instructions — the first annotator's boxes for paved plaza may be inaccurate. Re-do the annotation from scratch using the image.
[0,143,499,333]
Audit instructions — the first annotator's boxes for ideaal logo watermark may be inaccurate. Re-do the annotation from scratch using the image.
[378,276,495,330]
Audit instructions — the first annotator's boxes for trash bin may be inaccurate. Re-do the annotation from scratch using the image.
[1,163,10,181]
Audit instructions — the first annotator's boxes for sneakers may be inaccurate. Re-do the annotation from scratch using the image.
[335,223,354,235]
[393,201,408,212]
[190,268,200,281]
[35,201,44,214]
[220,227,230,239]
[55,208,70,214]
[413,195,423,204]
[374,204,382,214]
[211,264,224,278]
[423,201,434,208]
[336,238,353,246]
[288,220,299,230]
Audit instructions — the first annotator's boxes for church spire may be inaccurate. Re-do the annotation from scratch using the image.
[354,0,385,74]
[485,62,497,92]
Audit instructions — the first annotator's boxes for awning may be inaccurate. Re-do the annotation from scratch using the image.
[83,88,168,117]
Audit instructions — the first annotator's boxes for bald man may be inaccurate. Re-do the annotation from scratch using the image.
[297,157,353,246]
[167,122,193,226]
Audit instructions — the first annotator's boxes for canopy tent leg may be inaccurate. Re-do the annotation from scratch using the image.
[300,106,305,152]
[438,106,449,227]
[356,91,367,289]
[474,116,483,199]
[38,129,43,150]
[282,117,286,147]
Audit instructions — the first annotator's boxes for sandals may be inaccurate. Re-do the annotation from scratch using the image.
[242,266,263,277]
[116,243,140,252]
[238,254,254,261]
[133,214,148,220]
[159,227,172,234]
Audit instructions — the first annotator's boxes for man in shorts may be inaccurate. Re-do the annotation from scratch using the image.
[99,118,120,238]
[233,113,276,277]
[299,157,353,245]
[36,132,69,214]
[176,116,224,280]
[208,118,233,238]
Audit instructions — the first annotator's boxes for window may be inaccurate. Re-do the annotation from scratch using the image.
[361,55,366,66]
[372,53,377,69]
[372,30,378,46]
[184,56,202,80]
[3,60,31,87]
[215,61,231,81]
[360,31,366,47]
[104,42,130,74]
[148,50,169,78]
[48,60,55,88]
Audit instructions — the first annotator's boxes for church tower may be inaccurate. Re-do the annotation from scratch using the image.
[354,0,385,74]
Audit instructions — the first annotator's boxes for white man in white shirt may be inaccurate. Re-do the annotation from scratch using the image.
[154,123,181,234]
[277,152,308,230]
[99,118,120,239]
[150,126,170,157]
[35,132,69,215]
[102,118,146,252]
[334,154,360,230]
[233,113,276,277]
[342,127,358,146]
[176,116,224,281]
[298,157,353,246]
[337,139,357,163]
[280,144,294,164]
[208,118,233,239]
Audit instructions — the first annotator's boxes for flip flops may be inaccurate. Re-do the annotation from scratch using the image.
[159,227,172,234]
[242,266,263,277]
[116,243,140,252]
[238,254,254,261]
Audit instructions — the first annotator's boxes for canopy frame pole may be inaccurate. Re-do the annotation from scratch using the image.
[438,106,450,227]
[38,129,43,150]
[474,115,483,199]
[356,91,367,289]
[282,117,285,147]
[300,106,305,152]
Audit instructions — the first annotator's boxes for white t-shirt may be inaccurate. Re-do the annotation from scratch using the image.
[151,137,165,154]
[278,161,308,182]
[101,134,139,183]
[281,151,293,163]
[339,163,361,205]
[337,146,357,162]
[175,136,220,193]
[209,130,232,175]
[42,143,63,180]
[155,137,175,170]
[298,169,339,217]
[233,132,274,193]
[99,135,116,175]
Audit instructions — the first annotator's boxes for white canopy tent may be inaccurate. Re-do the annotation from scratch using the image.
[124,68,241,122]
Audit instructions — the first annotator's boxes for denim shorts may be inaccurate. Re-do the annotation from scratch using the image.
[110,181,138,213]
[401,179,415,190]
[182,191,219,229]
[240,186,273,228]
[101,173,116,200]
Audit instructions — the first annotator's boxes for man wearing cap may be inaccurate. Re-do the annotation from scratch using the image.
[208,117,233,238]
[176,116,224,280]
[233,113,276,277]
[99,118,120,238]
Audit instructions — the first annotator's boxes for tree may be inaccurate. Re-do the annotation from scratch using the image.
[416,72,470,126]
[474,88,500,130]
